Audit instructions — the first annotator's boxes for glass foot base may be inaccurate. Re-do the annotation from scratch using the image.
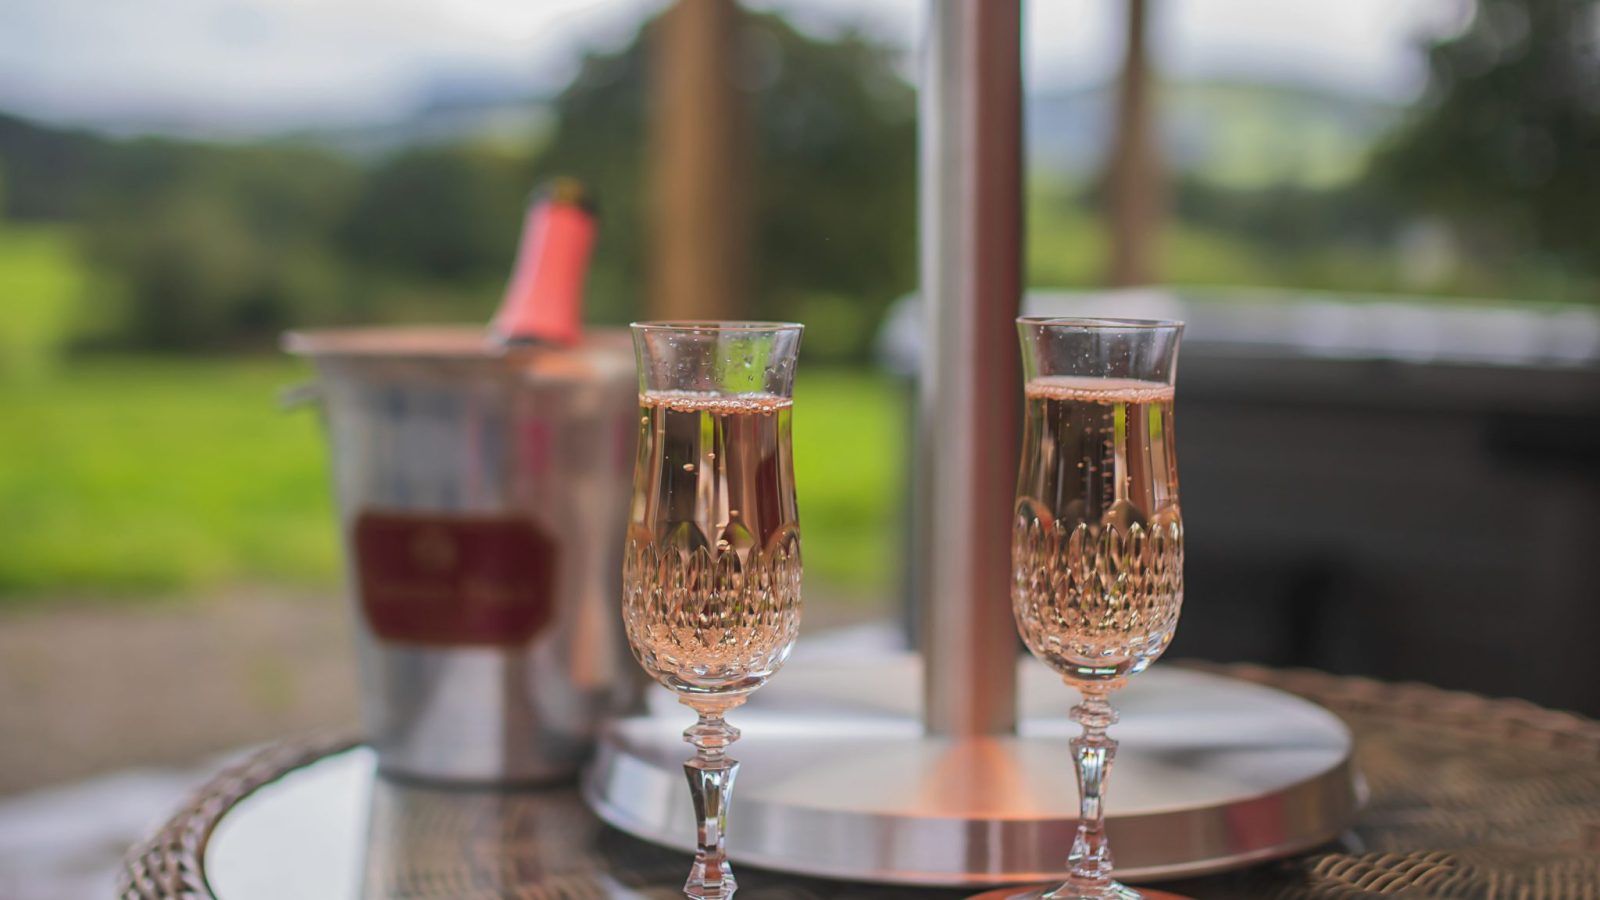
[683,862,736,899]
[964,885,1193,900]
[683,876,736,900]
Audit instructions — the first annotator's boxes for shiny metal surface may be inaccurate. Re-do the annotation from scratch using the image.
[917,0,1025,737]
[965,888,1194,900]
[584,657,1360,886]
[289,327,643,784]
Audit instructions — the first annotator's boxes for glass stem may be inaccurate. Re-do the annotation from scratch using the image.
[681,697,744,900]
[1057,686,1120,898]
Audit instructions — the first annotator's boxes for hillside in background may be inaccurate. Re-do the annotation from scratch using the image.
[0,114,117,221]
[3,74,1401,227]
[1029,79,1399,188]
[288,75,1402,189]
[282,82,552,160]
[0,10,922,359]
[3,73,1401,203]
[1,37,1592,372]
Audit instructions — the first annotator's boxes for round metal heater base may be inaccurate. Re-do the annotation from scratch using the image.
[583,653,1361,886]
[966,889,1196,900]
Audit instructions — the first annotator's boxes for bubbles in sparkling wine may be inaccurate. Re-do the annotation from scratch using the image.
[624,391,801,696]
[1012,376,1183,685]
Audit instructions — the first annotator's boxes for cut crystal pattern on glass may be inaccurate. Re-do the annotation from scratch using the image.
[623,535,802,693]
[1012,512,1183,681]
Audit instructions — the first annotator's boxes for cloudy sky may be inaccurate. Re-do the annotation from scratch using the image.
[0,0,1467,135]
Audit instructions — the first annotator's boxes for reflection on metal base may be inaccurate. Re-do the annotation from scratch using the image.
[965,888,1195,900]
[584,655,1360,886]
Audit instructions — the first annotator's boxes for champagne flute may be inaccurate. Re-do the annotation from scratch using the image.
[1009,317,1184,900]
[623,321,804,900]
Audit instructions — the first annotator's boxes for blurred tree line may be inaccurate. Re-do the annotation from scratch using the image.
[0,10,914,361]
[0,0,1594,364]
[1371,0,1600,282]
[0,115,530,353]
[1167,0,1599,298]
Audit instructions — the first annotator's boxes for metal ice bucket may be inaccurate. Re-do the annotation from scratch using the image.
[288,326,643,783]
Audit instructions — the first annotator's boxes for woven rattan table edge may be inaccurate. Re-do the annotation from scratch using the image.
[117,730,361,900]
[115,665,1600,899]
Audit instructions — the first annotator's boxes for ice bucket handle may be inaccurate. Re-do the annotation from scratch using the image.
[278,381,322,411]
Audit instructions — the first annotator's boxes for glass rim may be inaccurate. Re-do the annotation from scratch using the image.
[1017,316,1183,331]
[630,320,804,334]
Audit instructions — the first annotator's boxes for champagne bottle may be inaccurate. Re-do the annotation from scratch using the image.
[491,178,598,346]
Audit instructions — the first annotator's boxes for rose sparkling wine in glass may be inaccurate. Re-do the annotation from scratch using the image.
[623,321,804,900]
[1009,317,1184,900]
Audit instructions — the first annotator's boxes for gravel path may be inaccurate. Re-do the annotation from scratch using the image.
[0,590,357,898]
[0,586,884,797]
[0,589,360,797]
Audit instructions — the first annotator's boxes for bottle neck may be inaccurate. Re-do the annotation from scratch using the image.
[492,198,597,346]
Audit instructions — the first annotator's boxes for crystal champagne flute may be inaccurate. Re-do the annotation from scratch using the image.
[1009,317,1184,900]
[623,321,804,900]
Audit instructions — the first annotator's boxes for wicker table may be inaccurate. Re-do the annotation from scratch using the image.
[122,665,1600,899]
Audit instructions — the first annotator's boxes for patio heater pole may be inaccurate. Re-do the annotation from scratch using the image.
[585,1,1359,882]
[918,0,1024,736]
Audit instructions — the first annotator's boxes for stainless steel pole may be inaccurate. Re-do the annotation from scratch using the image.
[589,3,1359,878]
[917,0,1024,736]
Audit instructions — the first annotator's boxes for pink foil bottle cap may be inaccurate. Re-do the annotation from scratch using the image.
[491,178,598,347]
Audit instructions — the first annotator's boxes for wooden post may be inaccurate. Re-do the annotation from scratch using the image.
[1105,0,1164,287]
[648,0,748,321]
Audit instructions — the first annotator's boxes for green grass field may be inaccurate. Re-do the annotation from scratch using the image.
[0,359,904,604]
[0,225,87,379]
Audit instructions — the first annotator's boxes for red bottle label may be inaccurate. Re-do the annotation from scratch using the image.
[352,512,556,646]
